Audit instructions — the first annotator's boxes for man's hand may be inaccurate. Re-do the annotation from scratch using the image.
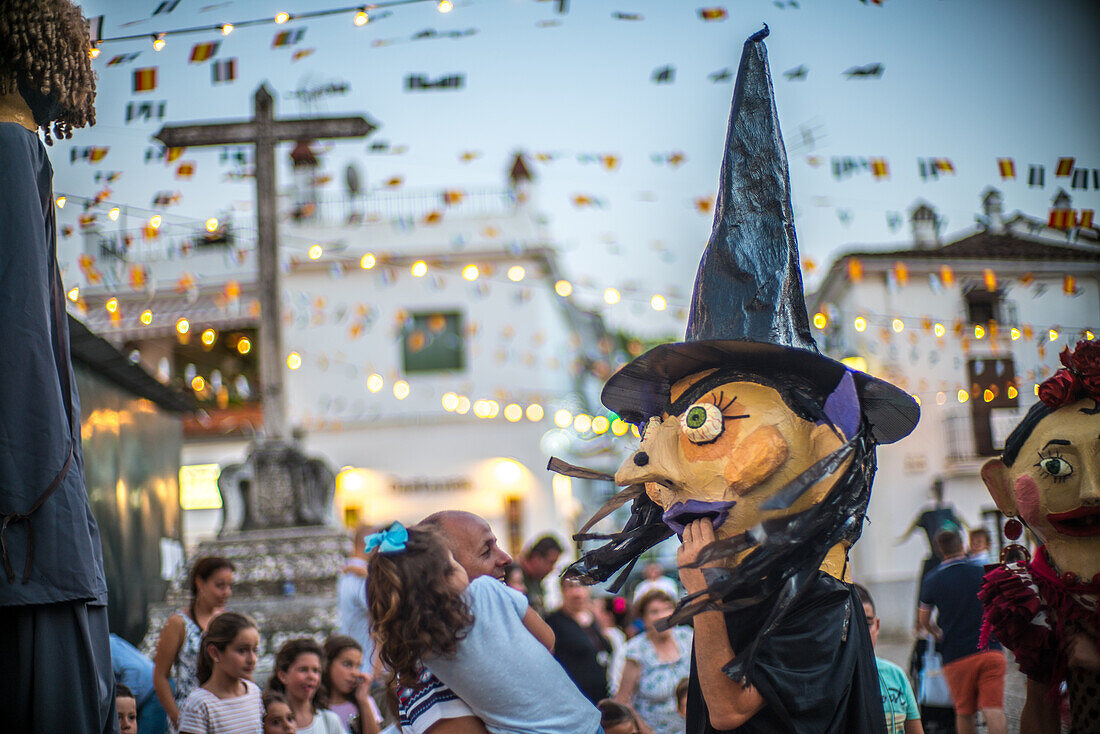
[678,519,718,596]
[1066,632,1100,671]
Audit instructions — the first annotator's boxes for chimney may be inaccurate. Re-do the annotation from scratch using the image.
[507,151,535,206]
[1051,188,1072,210]
[981,188,1005,233]
[910,201,939,249]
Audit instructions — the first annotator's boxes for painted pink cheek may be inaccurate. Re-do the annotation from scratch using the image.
[1013,475,1042,528]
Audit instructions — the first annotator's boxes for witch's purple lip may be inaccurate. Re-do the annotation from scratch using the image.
[662,499,737,537]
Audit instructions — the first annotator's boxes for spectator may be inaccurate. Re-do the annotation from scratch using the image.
[593,597,628,696]
[267,638,345,734]
[854,584,923,734]
[518,534,563,615]
[337,524,378,675]
[178,612,262,734]
[631,562,679,603]
[967,528,991,565]
[153,556,235,732]
[614,590,693,734]
[544,578,613,705]
[110,633,169,734]
[674,679,689,720]
[503,563,525,594]
[117,684,139,734]
[322,635,381,734]
[597,700,654,734]
[918,530,1006,734]
[262,691,296,734]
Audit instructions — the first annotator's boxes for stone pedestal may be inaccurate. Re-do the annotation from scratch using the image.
[142,525,350,684]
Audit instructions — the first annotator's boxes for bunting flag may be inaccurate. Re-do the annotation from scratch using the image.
[939,265,955,287]
[176,162,196,179]
[151,191,180,207]
[983,268,997,292]
[1048,208,1075,229]
[405,73,464,91]
[886,212,902,232]
[442,190,465,205]
[893,261,909,286]
[933,158,955,173]
[1028,164,1045,188]
[698,7,728,20]
[870,157,889,179]
[1064,275,1077,295]
[70,146,109,163]
[651,65,675,83]
[708,68,732,83]
[87,15,104,45]
[1055,157,1075,177]
[292,49,315,62]
[125,100,166,123]
[212,58,237,84]
[1070,168,1089,190]
[612,12,643,20]
[273,28,306,47]
[152,0,182,14]
[847,258,863,282]
[997,158,1015,180]
[133,67,157,92]
[1080,210,1095,228]
[189,41,220,63]
[107,53,141,66]
[166,147,185,163]
[93,171,122,183]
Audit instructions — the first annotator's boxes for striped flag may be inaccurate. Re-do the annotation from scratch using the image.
[291,49,315,62]
[212,58,237,84]
[152,0,181,14]
[846,258,863,282]
[166,147,185,162]
[176,162,195,179]
[107,52,140,66]
[1055,157,1075,177]
[189,41,220,63]
[870,157,889,179]
[87,15,104,45]
[133,67,157,92]
[273,28,306,47]
[1063,275,1077,295]
[698,7,728,20]
[1079,210,1094,228]
[1028,164,1044,188]
[997,158,1015,180]
[933,158,954,173]
[940,265,955,287]
[1048,208,1074,229]
[1071,168,1089,190]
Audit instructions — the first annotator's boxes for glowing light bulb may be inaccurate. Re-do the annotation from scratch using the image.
[153,35,166,51]
[366,374,383,393]
[1010,328,1021,341]
[935,391,947,405]
[201,328,217,346]
[854,317,867,332]
[411,261,428,277]
[140,309,153,325]
[526,404,544,422]
[108,207,120,221]
[393,380,410,399]
[983,389,995,403]
[473,400,491,418]
[67,286,80,302]
[813,312,828,330]
[934,323,946,338]
[438,0,454,12]
[462,264,479,281]
[89,46,101,59]
[1085,330,1094,340]
[974,325,985,339]
[354,10,369,25]
[508,266,525,282]
[205,218,218,232]
[455,396,471,415]
[287,352,302,370]
[603,288,620,305]
[221,23,233,35]
[56,196,66,208]
[1049,329,1059,342]
[554,409,572,428]
[573,414,592,433]
[149,215,162,229]
[957,389,969,403]
[442,393,459,411]
[592,416,610,434]
[176,318,190,335]
[1007,385,1018,399]
[105,298,118,313]
[275,12,290,24]
[360,253,376,269]
[554,280,573,297]
[892,319,904,333]
[236,336,251,355]
[308,244,323,259]
[191,375,205,392]
[611,418,629,436]
[504,404,523,422]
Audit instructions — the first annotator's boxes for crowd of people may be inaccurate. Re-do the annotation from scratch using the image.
[114,510,694,734]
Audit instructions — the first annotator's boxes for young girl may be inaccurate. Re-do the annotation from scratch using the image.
[154,556,236,732]
[178,611,262,734]
[367,523,602,734]
[267,638,345,734]
[322,635,382,734]
[262,691,296,734]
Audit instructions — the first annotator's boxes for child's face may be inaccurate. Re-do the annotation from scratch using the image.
[263,701,296,734]
[446,551,470,593]
[215,627,260,680]
[278,652,322,704]
[116,697,137,734]
[328,648,363,696]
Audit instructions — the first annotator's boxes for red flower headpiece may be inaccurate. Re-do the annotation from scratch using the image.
[1037,339,1100,409]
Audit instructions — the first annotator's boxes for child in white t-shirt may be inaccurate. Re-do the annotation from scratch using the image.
[178,612,263,734]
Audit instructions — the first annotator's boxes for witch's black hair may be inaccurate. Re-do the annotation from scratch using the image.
[1001,400,1056,467]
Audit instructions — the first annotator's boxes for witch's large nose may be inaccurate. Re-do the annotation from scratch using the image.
[615,417,679,486]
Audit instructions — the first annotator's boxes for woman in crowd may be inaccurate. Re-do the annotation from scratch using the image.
[613,590,693,734]
[154,556,235,732]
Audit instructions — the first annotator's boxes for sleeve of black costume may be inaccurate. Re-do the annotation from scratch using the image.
[737,580,886,733]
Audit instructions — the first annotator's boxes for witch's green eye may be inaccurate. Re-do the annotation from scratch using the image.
[1036,454,1074,481]
[680,402,724,443]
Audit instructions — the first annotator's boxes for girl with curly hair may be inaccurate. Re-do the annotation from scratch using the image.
[367,523,601,733]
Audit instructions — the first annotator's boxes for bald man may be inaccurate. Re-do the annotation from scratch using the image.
[396,511,512,734]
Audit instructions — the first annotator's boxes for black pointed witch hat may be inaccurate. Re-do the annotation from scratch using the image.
[602,26,918,444]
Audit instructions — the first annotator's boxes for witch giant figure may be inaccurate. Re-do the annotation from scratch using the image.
[978,339,1100,733]
[555,28,919,733]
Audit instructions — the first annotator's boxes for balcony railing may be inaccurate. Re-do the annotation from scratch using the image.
[281,186,518,227]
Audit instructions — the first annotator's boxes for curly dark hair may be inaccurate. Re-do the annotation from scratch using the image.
[268,638,329,710]
[0,0,97,143]
[367,526,473,687]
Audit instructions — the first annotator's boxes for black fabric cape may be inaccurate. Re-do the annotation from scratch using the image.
[685,572,886,733]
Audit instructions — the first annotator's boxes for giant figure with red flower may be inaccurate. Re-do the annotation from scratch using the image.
[979,338,1100,733]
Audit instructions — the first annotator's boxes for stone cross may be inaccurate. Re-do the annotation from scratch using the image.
[154,84,375,442]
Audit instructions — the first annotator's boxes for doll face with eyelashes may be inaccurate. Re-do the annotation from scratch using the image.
[614,370,849,543]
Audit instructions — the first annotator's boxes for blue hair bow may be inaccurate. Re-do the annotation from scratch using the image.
[365,522,409,555]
